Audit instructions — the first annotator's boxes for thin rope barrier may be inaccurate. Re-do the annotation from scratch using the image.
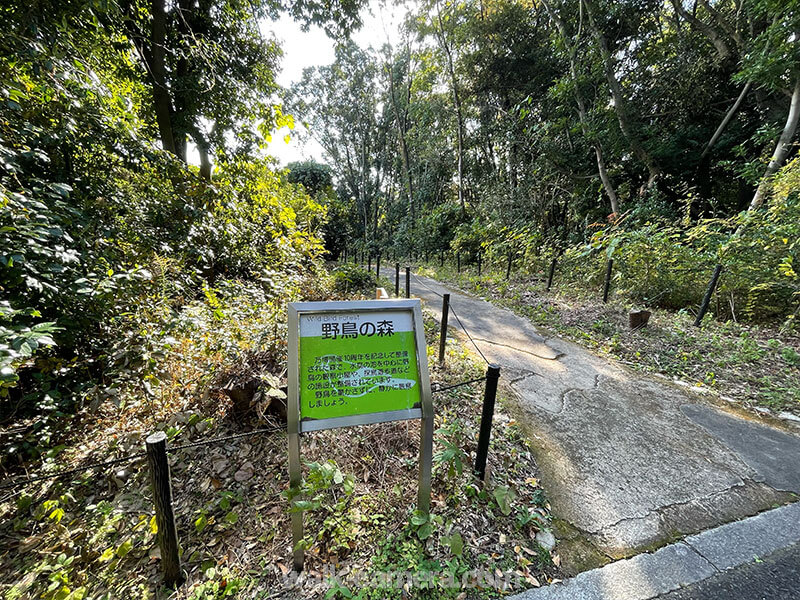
[168,425,283,451]
[448,304,491,364]
[0,452,148,491]
[0,426,285,492]
[432,376,487,393]
[409,272,491,364]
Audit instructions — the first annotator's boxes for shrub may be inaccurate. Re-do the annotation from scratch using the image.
[332,264,375,296]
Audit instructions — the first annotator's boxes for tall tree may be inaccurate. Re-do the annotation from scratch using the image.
[432,0,466,210]
[121,0,365,178]
[582,0,662,189]
[385,42,416,230]
[541,0,619,214]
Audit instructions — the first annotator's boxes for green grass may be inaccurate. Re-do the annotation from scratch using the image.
[417,261,800,417]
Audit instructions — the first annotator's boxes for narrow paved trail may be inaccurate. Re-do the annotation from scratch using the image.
[383,267,800,570]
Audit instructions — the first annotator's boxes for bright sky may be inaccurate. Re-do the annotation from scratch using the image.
[187,1,409,169]
[262,0,409,166]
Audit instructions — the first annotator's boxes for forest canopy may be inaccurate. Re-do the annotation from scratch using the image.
[290,0,800,323]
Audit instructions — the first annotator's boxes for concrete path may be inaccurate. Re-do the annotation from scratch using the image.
[511,502,800,600]
[386,269,800,569]
[655,543,800,599]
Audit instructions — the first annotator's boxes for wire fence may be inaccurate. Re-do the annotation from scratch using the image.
[1,261,507,585]
[408,271,491,365]
[0,372,490,495]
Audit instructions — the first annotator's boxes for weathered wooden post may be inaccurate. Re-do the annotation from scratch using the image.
[546,258,557,291]
[395,263,400,297]
[376,253,381,281]
[146,432,183,587]
[603,259,614,303]
[506,254,513,280]
[405,266,411,298]
[438,294,450,364]
[475,364,501,481]
[694,264,723,327]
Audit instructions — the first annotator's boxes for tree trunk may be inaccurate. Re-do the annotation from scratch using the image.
[436,3,465,211]
[701,81,752,159]
[149,0,177,156]
[189,125,212,180]
[583,0,661,188]
[542,0,619,214]
[750,77,800,210]
[387,54,415,231]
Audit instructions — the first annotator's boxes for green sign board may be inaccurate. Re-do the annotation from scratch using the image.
[286,299,434,571]
[299,309,421,423]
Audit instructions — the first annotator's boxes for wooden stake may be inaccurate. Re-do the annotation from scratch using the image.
[146,432,183,587]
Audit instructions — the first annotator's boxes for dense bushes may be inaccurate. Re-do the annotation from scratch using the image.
[331,263,376,296]
[0,17,328,458]
[443,156,800,323]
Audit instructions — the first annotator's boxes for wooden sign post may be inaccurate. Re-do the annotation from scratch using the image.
[287,300,433,571]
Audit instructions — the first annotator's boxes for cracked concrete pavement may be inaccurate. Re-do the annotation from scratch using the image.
[386,268,800,568]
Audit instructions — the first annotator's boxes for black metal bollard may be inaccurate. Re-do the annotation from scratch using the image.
[546,258,557,291]
[146,432,183,587]
[603,259,614,303]
[405,266,411,298]
[395,263,400,297]
[457,253,461,274]
[438,294,450,364]
[694,264,723,327]
[475,365,501,481]
[376,254,381,281]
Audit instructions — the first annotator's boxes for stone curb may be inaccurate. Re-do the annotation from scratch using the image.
[510,502,800,600]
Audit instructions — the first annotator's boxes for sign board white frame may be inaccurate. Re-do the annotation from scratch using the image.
[286,299,433,571]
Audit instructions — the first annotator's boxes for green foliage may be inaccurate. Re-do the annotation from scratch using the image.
[0,0,331,462]
[577,175,800,319]
[189,567,246,599]
[433,420,469,482]
[332,263,375,296]
[492,485,517,517]
[290,460,358,554]
[287,160,334,196]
